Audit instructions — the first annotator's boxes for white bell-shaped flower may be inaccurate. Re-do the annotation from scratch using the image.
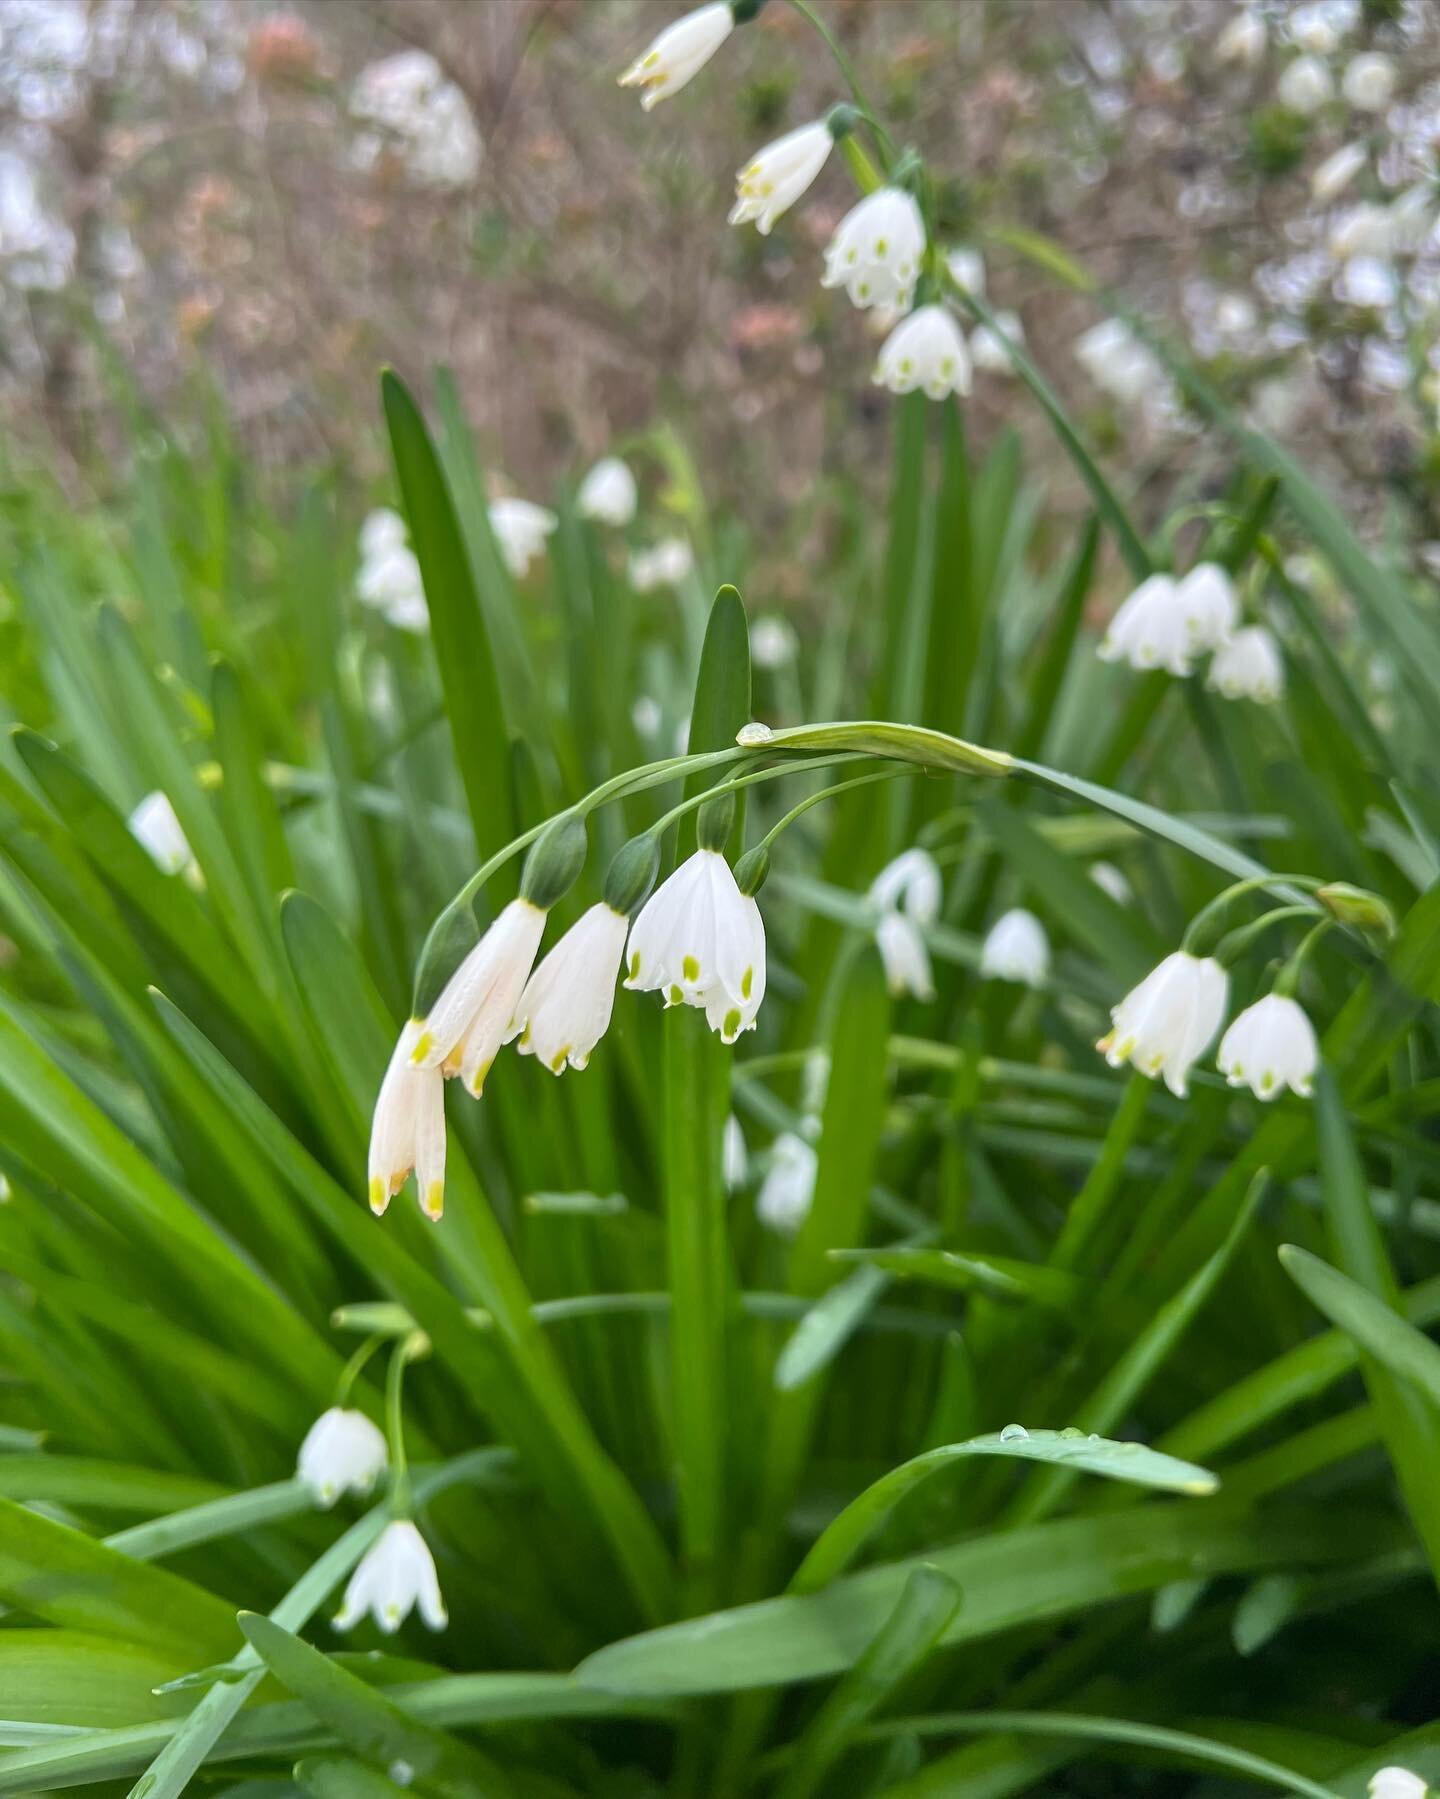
[757,1132,817,1236]
[1217,9,1266,66]
[297,1407,389,1507]
[624,849,765,1042]
[1209,625,1284,702]
[1278,54,1334,114]
[1074,318,1163,408]
[618,1,734,110]
[506,902,627,1074]
[750,616,797,668]
[369,1020,447,1218]
[1175,562,1239,652]
[821,187,926,312]
[729,120,833,235]
[489,498,557,579]
[980,908,1051,987]
[413,899,548,1096]
[945,245,986,296]
[1090,861,1132,905]
[1369,1770,1429,1799]
[970,310,1024,375]
[334,1518,447,1633]
[1342,51,1394,112]
[577,457,637,526]
[874,305,972,401]
[1098,951,1229,1098]
[869,848,942,926]
[723,1113,748,1191]
[1335,255,1398,308]
[1311,141,1367,202]
[128,791,193,876]
[1217,993,1318,1100]
[875,910,934,1000]
[360,507,407,557]
[1097,574,1194,677]
[1329,202,1394,262]
[1288,0,1356,54]
[629,537,694,591]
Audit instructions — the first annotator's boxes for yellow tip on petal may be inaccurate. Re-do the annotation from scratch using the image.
[369,1177,390,1216]
[422,1182,445,1221]
[466,1057,494,1098]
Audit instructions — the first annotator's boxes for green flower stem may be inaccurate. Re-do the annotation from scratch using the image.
[385,1330,428,1518]
[748,767,912,859]
[643,752,877,845]
[783,0,895,166]
[1213,905,1319,970]
[1274,919,1334,997]
[1182,873,1325,955]
[333,1333,385,1408]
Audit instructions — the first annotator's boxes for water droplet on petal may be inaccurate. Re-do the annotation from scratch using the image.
[737,721,775,746]
[390,1762,415,1788]
[999,1422,1029,1442]
[1060,1426,1084,1439]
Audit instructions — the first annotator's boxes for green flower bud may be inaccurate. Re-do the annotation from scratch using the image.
[1317,882,1396,937]
[733,845,770,897]
[825,102,861,141]
[697,792,735,853]
[520,812,588,911]
[730,0,766,22]
[411,898,480,1018]
[603,834,662,916]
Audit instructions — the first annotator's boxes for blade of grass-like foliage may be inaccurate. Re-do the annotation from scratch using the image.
[877,392,931,723]
[1280,1243,1440,1409]
[106,1480,314,1559]
[831,1247,1080,1311]
[0,1632,194,1728]
[295,1757,414,1799]
[922,403,973,739]
[0,1458,224,1513]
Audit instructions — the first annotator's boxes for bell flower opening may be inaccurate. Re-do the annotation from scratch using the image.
[1217,993,1318,1100]
[729,120,834,235]
[333,1518,447,1634]
[577,456,638,526]
[980,908,1051,987]
[625,848,766,1041]
[412,899,547,1096]
[1209,624,1284,702]
[618,1,734,110]
[1174,562,1239,652]
[297,1407,389,1507]
[821,187,926,312]
[489,497,557,578]
[1098,950,1229,1098]
[506,902,627,1074]
[874,304,972,401]
[369,1019,447,1219]
[1097,573,1194,677]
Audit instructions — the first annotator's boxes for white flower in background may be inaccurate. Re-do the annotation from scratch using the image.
[369,1020,446,1218]
[297,1408,389,1507]
[334,1519,447,1633]
[1209,625,1285,702]
[1388,184,1434,255]
[625,849,766,1042]
[1175,562,1239,652]
[1311,141,1367,203]
[945,245,986,296]
[980,909,1051,987]
[1217,9,1266,66]
[1217,993,1319,1100]
[629,537,694,591]
[821,187,926,312]
[869,847,942,925]
[723,1113,748,1190]
[875,909,934,1000]
[360,508,406,558]
[618,1,733,110]
[750,615,798,668]
[350,50,481,189]
[1098,951,1229,1098]
[413,900,548,1095]
[757,1132,817,1236]
[1368,1770,1429,1799]
[128,791,192,876]
[489,499,557,579]
[1098,574,1194,677]
[1288,0,1356,54]
[631,694,663,737]
[1335,255,1397,308]
[970,310,1024,375]
[577,457,637,527]
[1074,318,1163,408]
[1090,861,1132,905]
[1329,202,1393,262]
[1277,55,1334,115]
[506,903,627,1074]
[874,305,971,400]
[1341,51,1394,112]
[729,120,834,235]
[356,508,427,633]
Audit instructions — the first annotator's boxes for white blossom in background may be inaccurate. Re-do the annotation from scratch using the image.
[1342,52,1395,113]
[629,537,694,592]
[821,187,926,312]
[1311,141,1367,203]
[625,849,766,1042]
[1074,318,1165,409]
[874,305,971,400]
[1388,185,1434,255]
[631,695,663,738]
[356,508,427,632]
[1098,574,1194,676]
[1217,994,1318,1100]
[297,1408,388,1507]
[577,457,637,527]
[128,791,192,876]
[1329,202,1394,263]
[1098,951,1229,1097]
[489,499,557,579]
[1209,625,1285,702]
[757,1132,817,1236]
[618,1,734,110]
[969,310,1024,376]
[945,246,987,296]
[1335,255,1398,309]
[750,616,798,668]
[1277,55,1334,115]
[350,50,482,189]
[980,909,1051,987]
[875,910,934,1000]
[723,1113,748,1191]
[0,148,75,290]
[1368,1770,1429,1799]
[1216,9,1266,67]
[1287,0,1356,55]
[506,903,627,1074]
[869,848,942,925]
[413,900,548,1096]
[729,120,834,235]
[369,1020,446,1218]
[1174,563,1239,652]
[1090,862,1132,905]
[334,1519,447,1633]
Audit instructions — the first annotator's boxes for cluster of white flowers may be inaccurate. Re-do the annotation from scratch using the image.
[868,848,940,1000]
[1098,563,1283,703]
[350,49,482,190]
[629,536,695,592]
[1099,951,1319,1103]
[1074,318,1180,429]
[356,508,427,633]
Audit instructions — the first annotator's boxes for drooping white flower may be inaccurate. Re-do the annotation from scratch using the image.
[1097,574,1194,677]
[1335,254,1398,308]
[970,309,1024,375]
[631,694,663,738]
[729,120,834,235]
[577,456,638,527]
[1217,993,1318,1100]
[505,903,627,1074]
[1341,51,1394,112]
[1074,318,1165,408]
[875,909,934,1000]
[1175,562,1239,652]
[1209,625,1285,702]
[618,1,734,110]
[1368,1770,1429,1799]
[1098,951,1229,1098]
[356,508,428,633]
[489,498,557,579]
[1329,201,1394,262]
[369,1019,447,1218]
[350,50,482,190]
[1277,54,1334,115]
[723,1113,748,1191]
[1217,9,1266,66]
[334,1519,447,1633]
[128,790,193,876]
[624,849,765,1042]
[757,1132,817,1236]
[361,507,407,558]
[1311,141,1367,203]
[412,900,548,1096]
[945,245,986,296]
[1090,861,1132,905]
[821,187,927,312]
[1288,0,1356,55]
[875,305,971,400]
[629,536,694,591]
[297,1408,389,1507]
[980,909,1050,987]
[750,615,798,668]
[869,848,942,926]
